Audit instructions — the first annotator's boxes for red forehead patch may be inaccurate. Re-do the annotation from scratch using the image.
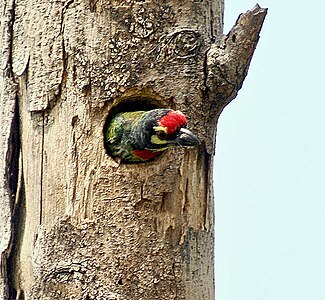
[159,110,187,134]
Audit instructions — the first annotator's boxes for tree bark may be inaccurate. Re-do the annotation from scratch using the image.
[0,1,267,299]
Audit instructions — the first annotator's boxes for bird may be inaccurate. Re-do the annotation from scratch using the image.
[104,108,200,163]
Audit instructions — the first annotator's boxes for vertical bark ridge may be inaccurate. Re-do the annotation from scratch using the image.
[39,112,45,225]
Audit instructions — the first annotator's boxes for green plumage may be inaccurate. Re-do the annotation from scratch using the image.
[105,111,149,162]
[104,109,199,163]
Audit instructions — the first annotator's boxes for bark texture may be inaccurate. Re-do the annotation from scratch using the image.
[0,0,19,298]
[0,1,267,299]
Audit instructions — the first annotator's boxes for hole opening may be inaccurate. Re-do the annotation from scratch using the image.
[103,92,170,162]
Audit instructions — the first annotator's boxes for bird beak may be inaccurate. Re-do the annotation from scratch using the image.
[173,128,200,147]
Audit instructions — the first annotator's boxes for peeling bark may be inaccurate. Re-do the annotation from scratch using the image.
[0,1,267,299]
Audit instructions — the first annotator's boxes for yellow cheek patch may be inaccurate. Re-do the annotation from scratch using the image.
[153,126,168,133]
[151,135,169,145]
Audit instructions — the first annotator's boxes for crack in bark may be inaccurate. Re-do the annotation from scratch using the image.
[70,119,79,210]
[0,0,20,298]
[6,0,15,78]
[4,93,23,300]
[182,178,189,214]
[209,2,216,43]
[6,96,20,211]
[39,112,45,225]
[7,167,26,300]
[60,0,75,36]
[202,150,210,230]
[202,48,210,100]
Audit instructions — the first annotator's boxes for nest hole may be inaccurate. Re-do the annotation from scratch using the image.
[103,94,170,161]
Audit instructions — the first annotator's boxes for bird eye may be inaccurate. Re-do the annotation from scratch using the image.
[156,131,167,140]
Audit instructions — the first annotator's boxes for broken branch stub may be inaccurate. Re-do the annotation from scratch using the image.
[207,4,268,113]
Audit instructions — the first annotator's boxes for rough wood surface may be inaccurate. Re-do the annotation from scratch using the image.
[0,0,18,298]
[0,1,267,299]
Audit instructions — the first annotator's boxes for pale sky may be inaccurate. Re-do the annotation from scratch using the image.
[214,1,325,299]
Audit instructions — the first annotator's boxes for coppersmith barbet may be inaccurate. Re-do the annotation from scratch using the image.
[105,109,199,163]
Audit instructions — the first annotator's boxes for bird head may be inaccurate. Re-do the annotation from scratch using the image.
[134,109,200,151]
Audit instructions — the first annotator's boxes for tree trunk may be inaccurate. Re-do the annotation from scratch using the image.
[0,1,267,299]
